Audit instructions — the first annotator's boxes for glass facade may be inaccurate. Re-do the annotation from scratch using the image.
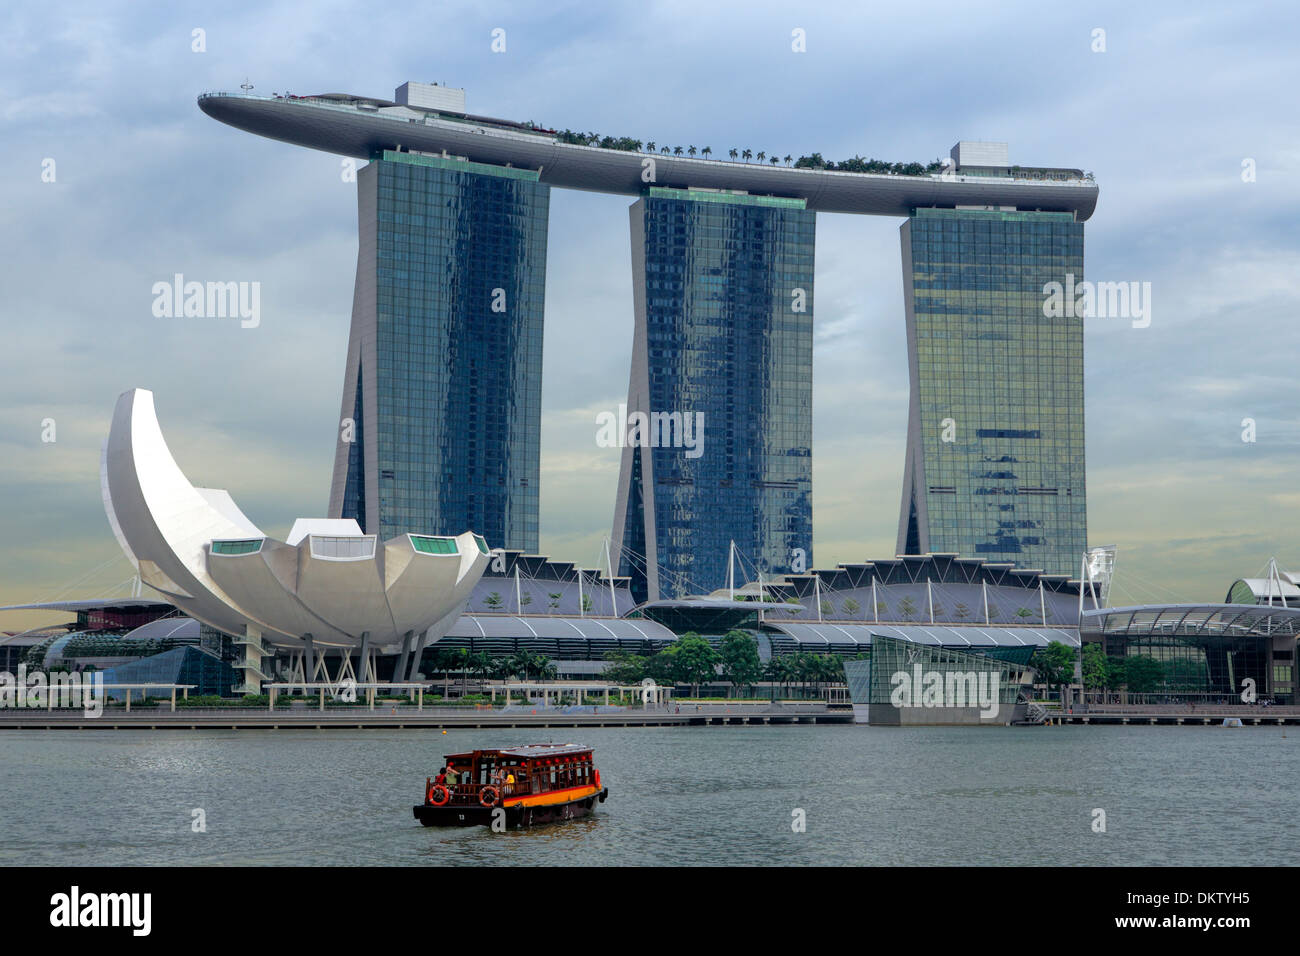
[862,635,1028,707]
[334,151,549,551]
[899,208,1086,575]
[1081,605,1300,703]
[616,188,815,602]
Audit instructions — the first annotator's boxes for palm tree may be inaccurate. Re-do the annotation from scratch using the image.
[660,146,669,154]
[702,146,712,159]
[729,148,738,161]
[741,149,753,162]
[673,146,683,156]
[783,154,792,166]
[469,651,495,688]
[645,141,656,153]
[687,145,697,157]
[756,151,766,163]
[769,155,780,165]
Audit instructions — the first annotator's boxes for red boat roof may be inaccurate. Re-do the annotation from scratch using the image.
[443,743,592,761]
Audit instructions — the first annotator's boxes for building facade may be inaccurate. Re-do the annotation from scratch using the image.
[612,188,815,602]
[328,150,549,551]
[897,205,1087,575]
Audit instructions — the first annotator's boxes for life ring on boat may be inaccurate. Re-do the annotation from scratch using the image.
[428,785,451,806]
[479,786,502,808]
[593,769,601,789]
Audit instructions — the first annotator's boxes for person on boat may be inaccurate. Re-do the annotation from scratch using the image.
[434,766,447,786]
[445,764,459,787]
[504,769,516,794]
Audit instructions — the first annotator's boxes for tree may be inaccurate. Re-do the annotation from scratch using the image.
[741,149,753,162]
[645,141,656,153]
[671,633,720,696]
[1119,656,1162,694]
[783,154,792,166]
[874,600,888,620]
[842,598,861,618]
[687,145,697,157]
[547,591,562,611]
[581,593,593,613]
[602,649,647,685]
[468,651,495,685]
[719,630,762,696]
[819,599,833,617]
[954,603,972,621]
[1015,606,1037,624]
[756,151,766,163]
[765,656,796,697]
[483,592,503,612]
[673,145,683,156]
[769,155,780,165]
[728,148,738,161]
[898,596,918,621]
[701,146,712,159]
[1081,643,1109,689]
[783,599,804,615]
[519,591,532,609]
[1031,641,1076,692]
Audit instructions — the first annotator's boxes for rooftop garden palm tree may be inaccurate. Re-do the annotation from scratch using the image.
[687,145,697,157]
[645,141,656,153]
[729,148,738,161]
[741,149,753,162]
[701,146,712,158]
[673,145,684,156]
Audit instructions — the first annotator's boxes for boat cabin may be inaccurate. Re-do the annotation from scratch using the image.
[432,743,597,805]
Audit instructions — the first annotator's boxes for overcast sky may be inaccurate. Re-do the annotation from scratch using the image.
[2,0,1297,630]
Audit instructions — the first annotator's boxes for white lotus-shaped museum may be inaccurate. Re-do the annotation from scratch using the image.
[100,389,490,680]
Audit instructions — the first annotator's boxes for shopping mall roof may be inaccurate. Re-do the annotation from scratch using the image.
[1080,604,1300,640]
[765,621,1078,649]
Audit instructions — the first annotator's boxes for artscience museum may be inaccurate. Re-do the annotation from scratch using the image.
[101,388,492,691]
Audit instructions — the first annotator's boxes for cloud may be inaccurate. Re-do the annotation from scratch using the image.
[2,0,1298,633]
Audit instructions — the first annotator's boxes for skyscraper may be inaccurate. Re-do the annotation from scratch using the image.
[328,150,549,551]
[612,188,815,602]
[896,199,1087,576]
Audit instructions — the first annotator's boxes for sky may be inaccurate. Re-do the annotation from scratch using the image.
[2,0,1298,631]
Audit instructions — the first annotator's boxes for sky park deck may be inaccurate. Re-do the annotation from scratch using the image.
[197,89,1099,219]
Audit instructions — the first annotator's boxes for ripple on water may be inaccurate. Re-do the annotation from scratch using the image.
[0,725,1293,866]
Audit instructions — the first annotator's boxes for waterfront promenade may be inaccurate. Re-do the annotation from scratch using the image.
[1044,704,1300,726]
[0,701,849,731]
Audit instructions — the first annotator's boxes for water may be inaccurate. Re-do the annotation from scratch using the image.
[1,725,1294,866]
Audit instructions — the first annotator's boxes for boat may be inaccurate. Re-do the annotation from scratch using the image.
[413,743,608,828]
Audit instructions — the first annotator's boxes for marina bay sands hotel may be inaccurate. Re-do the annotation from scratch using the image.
[199,82,1098,602]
